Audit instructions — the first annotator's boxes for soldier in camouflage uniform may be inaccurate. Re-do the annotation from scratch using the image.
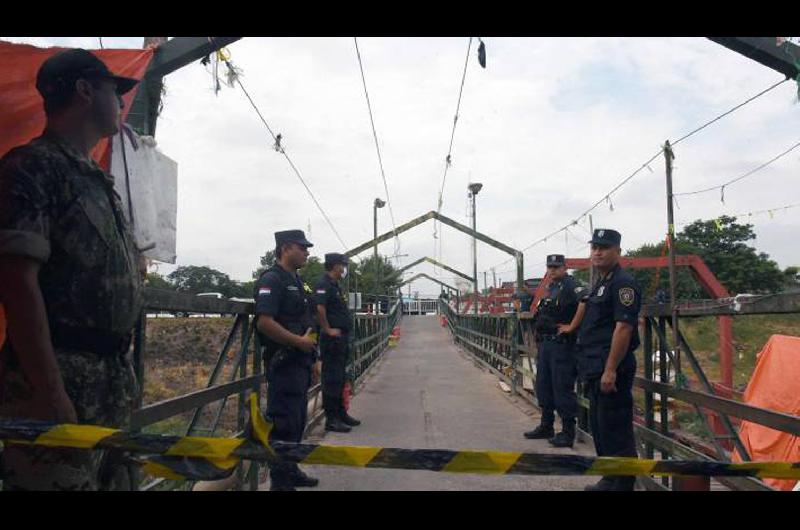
[0,49,144,490]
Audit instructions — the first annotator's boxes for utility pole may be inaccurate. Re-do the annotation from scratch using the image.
[483,270,488,295]
[492,267,497,289]
[664,141,681,378]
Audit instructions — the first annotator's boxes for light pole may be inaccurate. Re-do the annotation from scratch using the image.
[468,182,483,314]
[373,198,386,310]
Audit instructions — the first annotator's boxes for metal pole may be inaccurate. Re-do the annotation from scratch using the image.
[373,203,379,295]
[492,268,497,288]
[483,271,488,294]
[664,140,681,378]
[471,191,478,314]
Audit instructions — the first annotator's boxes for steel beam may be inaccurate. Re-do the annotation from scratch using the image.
[345,211,524,289]
[127,37,242,136]
[709,37,800,80]
[399,273,458,293]
[397,257,473,282]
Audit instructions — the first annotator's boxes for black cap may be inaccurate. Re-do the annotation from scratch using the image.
[589,228,621,247]
[36,48,139,100]
[325,253,348,266]
[546,254,565,267]
[274,229,313,248]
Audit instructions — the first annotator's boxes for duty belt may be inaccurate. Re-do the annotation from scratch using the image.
[539,333,573,344]
[50,324,132,356]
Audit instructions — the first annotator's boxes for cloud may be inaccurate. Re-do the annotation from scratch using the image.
[5,36,799,294]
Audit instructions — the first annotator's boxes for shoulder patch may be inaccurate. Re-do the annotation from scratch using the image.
[316,289,326,294]
[258,287,271,296]
[619,287,635,306]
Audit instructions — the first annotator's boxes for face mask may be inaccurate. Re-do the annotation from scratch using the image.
[341,267,348,278]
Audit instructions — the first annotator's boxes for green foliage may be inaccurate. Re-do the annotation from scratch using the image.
[299,256,326,287]
[352,255,402,295]
[167,265,240,298]
[145,272,174,291]
[252,250,276,279]
[679,216,785,295]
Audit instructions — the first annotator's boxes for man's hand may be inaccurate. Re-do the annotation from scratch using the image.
[312,361,322,383]
[325,327,342,338]
[296,329,316,353]
[557,323,572,335]
[600,369,617,394]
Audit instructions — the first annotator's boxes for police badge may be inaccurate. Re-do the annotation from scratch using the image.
[619,287,635,306]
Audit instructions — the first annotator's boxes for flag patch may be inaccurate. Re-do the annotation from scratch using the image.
[316,289,326,294]
[259,288,271,296]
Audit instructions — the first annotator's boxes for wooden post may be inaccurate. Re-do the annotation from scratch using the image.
[663,141,681,378]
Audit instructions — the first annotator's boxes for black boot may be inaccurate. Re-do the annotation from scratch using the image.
[523,423,555,439]
[340,409,361,427]
[291,467,320,488]
[269,464,296,491]
[325,416,352,433]
[548,421,575,448]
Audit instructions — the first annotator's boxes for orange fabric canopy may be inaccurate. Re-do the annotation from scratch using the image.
[0,40,154,168]
[733,334,800,490]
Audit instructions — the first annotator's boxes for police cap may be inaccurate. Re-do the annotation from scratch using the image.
[274,229,314,248]
[588,228,621,247]
[546,254,565,267]
[36,48,139,100]
[325,253,348,266]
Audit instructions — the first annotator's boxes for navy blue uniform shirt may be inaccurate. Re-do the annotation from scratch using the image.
[577,263,641,353]
[313,273,352,332]
[536,275,588,332]
[254,264,315,359]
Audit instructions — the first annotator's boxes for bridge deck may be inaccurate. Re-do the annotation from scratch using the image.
[266,315,598,491]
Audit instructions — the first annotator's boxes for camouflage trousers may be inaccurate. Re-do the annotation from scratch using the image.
[0,348,138,491]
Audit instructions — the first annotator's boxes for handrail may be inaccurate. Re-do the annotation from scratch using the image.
[132,290,402,490]
[438,296,798,491]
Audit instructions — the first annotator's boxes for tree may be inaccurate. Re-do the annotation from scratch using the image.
[145,272,174,291]
[167,265,238,297]
[679,216,784,295]
[252,250,276,279]
[352,255,402,295]
[783,266,800,290]
[299,256,325,287]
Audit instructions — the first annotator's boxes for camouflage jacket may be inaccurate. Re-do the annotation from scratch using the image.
[0,130,143,337]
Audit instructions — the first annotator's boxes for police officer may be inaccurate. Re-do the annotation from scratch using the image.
[576,229,641,491]
[523,255,584,448]
[254,230,320,491]
[314,253,361,432]
[0,49,144,490]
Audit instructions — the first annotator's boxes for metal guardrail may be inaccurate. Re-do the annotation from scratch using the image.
[438,293,800,491]
[132,287,402,491]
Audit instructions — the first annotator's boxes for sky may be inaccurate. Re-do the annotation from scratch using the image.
[4,36,799,296]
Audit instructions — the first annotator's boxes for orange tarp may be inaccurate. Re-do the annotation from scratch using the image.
[733,334,800,490]
[0,40,154,168]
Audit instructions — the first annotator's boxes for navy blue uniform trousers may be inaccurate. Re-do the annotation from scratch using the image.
[320,334,348,415]
[535,339,578,425]
[265,354,311,485]
[584,350,637,489]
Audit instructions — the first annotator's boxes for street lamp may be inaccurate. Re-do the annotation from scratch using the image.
[468,182,483,314]
[373,198,386,310]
